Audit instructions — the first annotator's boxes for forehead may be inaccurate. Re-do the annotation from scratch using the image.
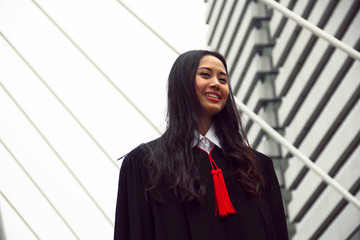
[198,55,226,72]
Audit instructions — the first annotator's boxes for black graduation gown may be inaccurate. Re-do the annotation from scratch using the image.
[114,140,288,240]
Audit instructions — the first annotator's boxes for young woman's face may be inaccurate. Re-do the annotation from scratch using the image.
[195,55,229,121]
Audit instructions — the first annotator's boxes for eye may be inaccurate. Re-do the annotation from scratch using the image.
[219,78,228,84]
[199,72,211,78]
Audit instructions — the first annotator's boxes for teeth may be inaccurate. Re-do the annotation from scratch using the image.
[205,93,219,99]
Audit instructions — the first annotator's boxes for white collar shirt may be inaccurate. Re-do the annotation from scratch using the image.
[192,125,222,154]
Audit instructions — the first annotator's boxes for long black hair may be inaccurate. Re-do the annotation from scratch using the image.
[146,50,264,201]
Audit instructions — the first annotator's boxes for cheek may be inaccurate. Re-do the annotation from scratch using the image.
[195,82,207,98]
[194,83,201,96]
[195,79,204,90]
[223,87,230,102]
[194,83,203,103]
[194,78,200,91]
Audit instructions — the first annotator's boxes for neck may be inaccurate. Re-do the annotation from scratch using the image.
[198,117,212,135]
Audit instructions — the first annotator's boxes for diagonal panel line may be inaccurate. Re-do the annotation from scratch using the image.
[0,139,80,239]
[0,191,40,240]
[259,0,360,61]
[0,31,119,170]
[30,0,162,135]
[0,81,114,227]
[115,0,181,55]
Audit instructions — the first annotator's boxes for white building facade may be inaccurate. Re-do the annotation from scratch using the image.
[204,0,360,239]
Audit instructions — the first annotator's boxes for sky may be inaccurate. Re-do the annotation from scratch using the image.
[0,0,209,239]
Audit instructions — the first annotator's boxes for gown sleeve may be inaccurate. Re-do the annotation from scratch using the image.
[260,152,289,240]
[114,147,154,240]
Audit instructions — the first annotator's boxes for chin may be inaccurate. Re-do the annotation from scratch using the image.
[205,108,222,117]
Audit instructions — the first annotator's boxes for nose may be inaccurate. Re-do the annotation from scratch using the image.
[209,77,220,89]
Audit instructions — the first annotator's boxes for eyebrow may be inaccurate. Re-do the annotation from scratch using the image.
[197,67,228,77]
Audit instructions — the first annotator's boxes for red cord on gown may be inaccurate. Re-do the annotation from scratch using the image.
[198,147,237,217]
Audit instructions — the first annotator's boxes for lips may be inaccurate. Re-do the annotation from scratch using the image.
[204,92,220,102]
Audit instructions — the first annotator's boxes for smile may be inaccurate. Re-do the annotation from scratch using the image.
[204,93,221,102]
[204,93,220,99]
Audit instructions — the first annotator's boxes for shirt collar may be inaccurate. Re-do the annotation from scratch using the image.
[192,125,222,149]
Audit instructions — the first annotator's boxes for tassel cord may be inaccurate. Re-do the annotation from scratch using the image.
[197,147,237,217]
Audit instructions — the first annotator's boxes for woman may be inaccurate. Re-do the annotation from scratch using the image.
[114,50,288,239]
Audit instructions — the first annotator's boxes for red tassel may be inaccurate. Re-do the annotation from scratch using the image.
[211,169,236,217]
[197,147,236,217]
[216,169,236,215]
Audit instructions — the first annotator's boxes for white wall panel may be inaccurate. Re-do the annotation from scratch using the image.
[245,76,274,112]
[227,2,267,70]
[205,0,215,24]
[235,54,272,101]
[206,0,224,40]
[271,0,310,66]
[247,114,263,145]
[210,0,235,48]
[287,100,360,220]
[269,0,291,37]
[274,0,334,98]
[284,61,360,188]
[319,191,360,240]
[218,0,247,55]
[292,145,360,240]
[277,0,355,123]
[230,29,269,89]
